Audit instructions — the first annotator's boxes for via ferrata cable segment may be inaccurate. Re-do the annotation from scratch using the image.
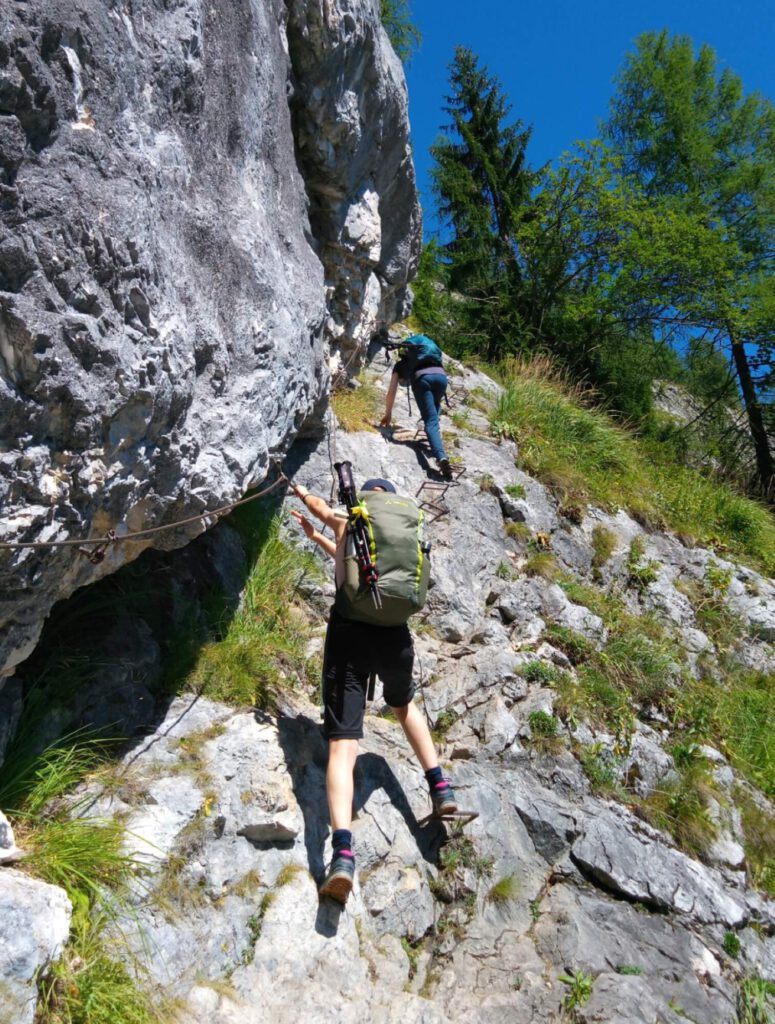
[334,459,382,611]
[0,459,291,560]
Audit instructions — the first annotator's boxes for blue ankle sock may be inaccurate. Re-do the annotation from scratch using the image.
[332,829,353,856]
[425,767,444,791]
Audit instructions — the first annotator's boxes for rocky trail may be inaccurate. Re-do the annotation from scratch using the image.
[5,353,774,1023]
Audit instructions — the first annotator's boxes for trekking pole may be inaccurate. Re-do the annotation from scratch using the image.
[334,461,382,610]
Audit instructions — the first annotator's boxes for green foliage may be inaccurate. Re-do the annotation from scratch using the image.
[626,537,660,594]
[637,764,719,858]
[680,671,775,799]
[524,551,561,580]
[492,359,775,574]
[606,30,775,496]
[723,931,742,958]
[400,935,425,980]
[486,874,520,905]
[439,832,494,879]
[505,483,526,499]
[615,964,642,976]
[432,708,459,745]
[735,788,775,897]
[37,910,163,1024]
[591,526,617,579]
[528,710,558,739]
[428,47,538,361]
[379,0,421,63]
[558,970,594,1014]
[738,976,775,1024]
[331,372,383,432]
[519,660,562,685]
[0,743,157,1024]
[542,624,594,665]
[579,743,622,796]
[185,515,319,708]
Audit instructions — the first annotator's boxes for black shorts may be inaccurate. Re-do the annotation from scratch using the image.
[321,609,415,740]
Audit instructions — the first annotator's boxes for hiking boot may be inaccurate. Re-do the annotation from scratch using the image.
[318,851,355,904]
[438,458,453,481]
[431,780,458,816]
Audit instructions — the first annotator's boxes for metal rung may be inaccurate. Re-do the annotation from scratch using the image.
[417,810,479,826]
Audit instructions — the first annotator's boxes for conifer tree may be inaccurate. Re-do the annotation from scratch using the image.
[429,47,537,359]
[605,31,775,499]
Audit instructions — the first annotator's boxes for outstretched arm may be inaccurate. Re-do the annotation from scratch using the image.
[290,483,346,549]
[379,370,399,427]
[290,509,337,559]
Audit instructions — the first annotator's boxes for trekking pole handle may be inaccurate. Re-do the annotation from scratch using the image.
[334,461,356,508]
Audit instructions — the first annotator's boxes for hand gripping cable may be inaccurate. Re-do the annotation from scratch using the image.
[334,460,382,611]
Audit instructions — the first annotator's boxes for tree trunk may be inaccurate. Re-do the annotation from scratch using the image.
[730,334,774,502]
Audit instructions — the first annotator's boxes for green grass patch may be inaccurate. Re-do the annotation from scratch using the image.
[524,551,561,580]
[486,874,520,905]
[37,910,166,1024]
[738,976,775,1024]
[735,787,775,897]
[0,742,157,1023]
[331,371,383,432]
[184,515,320,708]
[636,764,719,859]
[492,358,775,575]
[591,526,617,580]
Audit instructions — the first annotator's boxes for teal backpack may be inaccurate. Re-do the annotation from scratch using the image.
[396,334,443,382]
[334,490,431,626]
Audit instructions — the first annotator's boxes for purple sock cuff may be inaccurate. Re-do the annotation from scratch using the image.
[337,849,354,858]
[434,781,450,790]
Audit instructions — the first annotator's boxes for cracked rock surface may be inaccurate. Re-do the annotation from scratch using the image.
[0,0,420,677]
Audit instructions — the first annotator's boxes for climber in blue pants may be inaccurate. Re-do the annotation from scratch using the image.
[380,333,453,481]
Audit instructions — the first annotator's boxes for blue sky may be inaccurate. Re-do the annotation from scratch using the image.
[404,0,775,239]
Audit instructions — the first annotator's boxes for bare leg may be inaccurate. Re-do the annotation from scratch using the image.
[392,701,438,772]
[326,738,359,831]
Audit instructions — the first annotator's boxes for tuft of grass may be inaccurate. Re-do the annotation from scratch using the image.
[637,765,719,859]
[591,526,617,580]
[275,863,304,887]
[735,787,775,897]
[615,964,642,976]
[492,357,775,575]
[401,935,422,979]
[486,874,520,905]
[432,708,459,745]
[626,537,660,594]
[524,552,561,580]
[505,520,531,542]
[477,473,496,493]
[185,515,319,708]
[738,976,775,1024]
[723,931,741,958]
[505,483,526,500]
[542,625,594,665]
[0,743,159,1023]
[528,710,558,739]
[519,661,563,685]
[331,371,383,432]
[578,742,623,797]
[37,909,165,1024]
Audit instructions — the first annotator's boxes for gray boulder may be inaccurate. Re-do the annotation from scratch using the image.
[0,869,72,1024]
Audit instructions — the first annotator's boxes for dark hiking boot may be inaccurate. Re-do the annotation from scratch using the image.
[319,851,355,904]
[431,780,458,816]
[438,458,453,481]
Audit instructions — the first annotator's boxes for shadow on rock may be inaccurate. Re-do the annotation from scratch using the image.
[354,751,445,867]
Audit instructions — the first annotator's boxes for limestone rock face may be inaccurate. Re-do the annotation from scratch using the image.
[0,869,72,1024]
[0,0,420,677]
[3,352,774,1022]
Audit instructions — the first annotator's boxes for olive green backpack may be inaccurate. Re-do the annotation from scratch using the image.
[334,490,430,626]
